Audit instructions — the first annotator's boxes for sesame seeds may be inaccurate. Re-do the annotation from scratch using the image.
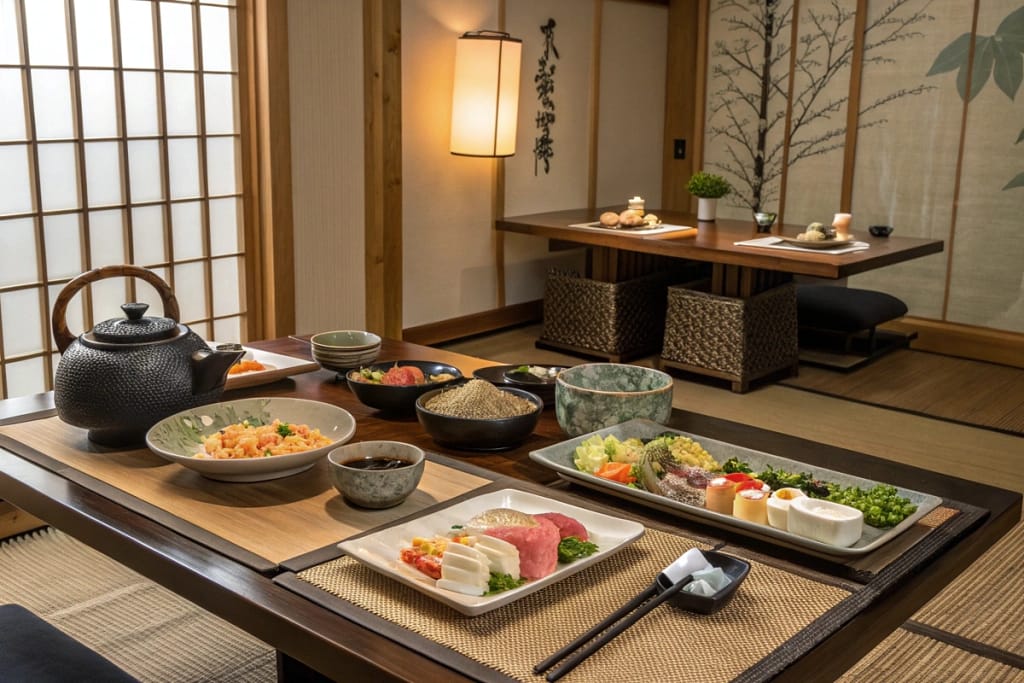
[424,379,536,419]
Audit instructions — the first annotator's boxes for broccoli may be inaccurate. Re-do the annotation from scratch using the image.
[557,536,599,563]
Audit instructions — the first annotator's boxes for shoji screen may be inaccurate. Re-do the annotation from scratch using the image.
[0,0,245,400]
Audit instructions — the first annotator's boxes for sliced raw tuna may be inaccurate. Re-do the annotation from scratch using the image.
[484,516,560,579]
[534,512,589,541]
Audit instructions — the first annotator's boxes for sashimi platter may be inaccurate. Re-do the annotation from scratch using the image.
[338,489,644,615]
[530,419,942,557]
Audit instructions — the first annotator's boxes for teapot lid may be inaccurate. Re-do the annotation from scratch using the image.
[91,303,178,343]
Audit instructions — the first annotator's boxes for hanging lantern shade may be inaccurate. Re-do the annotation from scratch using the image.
[450,31,522,157]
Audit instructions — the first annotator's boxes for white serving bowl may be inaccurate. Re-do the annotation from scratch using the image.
[146,397,356,482]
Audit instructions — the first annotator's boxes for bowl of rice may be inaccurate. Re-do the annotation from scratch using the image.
[415,379,542,451]
[146,397,356,482]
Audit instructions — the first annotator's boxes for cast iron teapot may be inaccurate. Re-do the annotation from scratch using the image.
[52,265,243,447]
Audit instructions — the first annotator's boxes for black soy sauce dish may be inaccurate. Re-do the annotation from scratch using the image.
[868,225,894,237]
[668,550,751,614]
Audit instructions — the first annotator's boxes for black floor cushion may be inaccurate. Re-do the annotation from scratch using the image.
[796,285,908,332]
[0,604,138,682]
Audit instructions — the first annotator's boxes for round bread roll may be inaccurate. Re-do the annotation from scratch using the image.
[600,211,620,227]
[619,210,644,227]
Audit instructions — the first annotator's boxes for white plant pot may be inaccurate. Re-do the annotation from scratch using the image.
[697,197,717,222]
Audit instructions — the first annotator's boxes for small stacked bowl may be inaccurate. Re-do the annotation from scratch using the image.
[310,330,381,371]
[555,363,674,437]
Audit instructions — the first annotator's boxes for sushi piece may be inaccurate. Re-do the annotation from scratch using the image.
[766,487,806,531]
[705,476,738,515]
[733,488,769,525]
[787,497,863,547]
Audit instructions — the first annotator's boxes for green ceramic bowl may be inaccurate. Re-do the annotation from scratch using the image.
[555,363,673,437]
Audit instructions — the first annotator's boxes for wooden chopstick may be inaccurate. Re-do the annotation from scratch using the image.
[534,577,693,682]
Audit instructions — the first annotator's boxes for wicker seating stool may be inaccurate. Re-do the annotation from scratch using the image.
[539,270,683,362]
[660,282,799,392]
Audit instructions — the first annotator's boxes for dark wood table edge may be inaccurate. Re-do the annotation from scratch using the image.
[0,447,479,683]
[0,433,280,575]
[497,209,944,280]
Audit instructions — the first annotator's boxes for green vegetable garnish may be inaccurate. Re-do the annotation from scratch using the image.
[487,573,527,594]
[557,536,599,563]
[276,423,293,437]
[512,365,530,374]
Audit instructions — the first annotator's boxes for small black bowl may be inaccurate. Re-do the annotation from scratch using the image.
[868,224,894,237]
[346,360,462,413]
[669,550,750,614]
[415,385,543,451]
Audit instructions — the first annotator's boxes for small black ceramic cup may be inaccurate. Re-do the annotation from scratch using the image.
[869,225,894,237]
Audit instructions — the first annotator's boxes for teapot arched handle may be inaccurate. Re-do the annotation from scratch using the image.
[52,265,181,353]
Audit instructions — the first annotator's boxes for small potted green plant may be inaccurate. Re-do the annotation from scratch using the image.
[687,171,731,221]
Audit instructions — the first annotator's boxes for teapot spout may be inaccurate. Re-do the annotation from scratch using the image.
[191,348,245,395]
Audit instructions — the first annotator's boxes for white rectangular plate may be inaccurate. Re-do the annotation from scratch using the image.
[567,221,695,236]
[338,488,645,616]
[529,419,942,557]
[212,343,322,390]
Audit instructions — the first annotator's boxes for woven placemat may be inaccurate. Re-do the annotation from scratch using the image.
[297,528,852,682]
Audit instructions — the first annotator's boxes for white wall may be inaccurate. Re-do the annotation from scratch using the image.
[595,0,667,209]
[289,0,669,332]
[288,0,366,335]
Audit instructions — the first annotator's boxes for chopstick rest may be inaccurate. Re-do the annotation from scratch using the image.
[534,548,712,682]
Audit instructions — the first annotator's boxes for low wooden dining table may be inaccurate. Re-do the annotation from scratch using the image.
[497,208,944,296]
[0,337,1018,682]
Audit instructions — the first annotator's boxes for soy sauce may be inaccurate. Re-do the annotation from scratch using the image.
[344,457,413,470]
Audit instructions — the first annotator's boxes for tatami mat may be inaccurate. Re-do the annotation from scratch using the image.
[911,521,1024,656]
[0,528,275,682]
[838,629,1024,682]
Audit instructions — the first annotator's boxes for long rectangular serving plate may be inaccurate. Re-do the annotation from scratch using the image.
[338,488,644,616]
[214,344,321,390]
[529,419,942,557]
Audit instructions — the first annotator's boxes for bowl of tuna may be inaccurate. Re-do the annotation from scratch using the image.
[346,360,462,413]
[415,379,542,451]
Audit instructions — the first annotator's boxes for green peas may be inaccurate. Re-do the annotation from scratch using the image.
[826,484,917,528]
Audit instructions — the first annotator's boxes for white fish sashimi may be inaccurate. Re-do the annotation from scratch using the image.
[441,563,488,587]
[440,542,489,592]
[472,534,520,579]
[436,578,486,596]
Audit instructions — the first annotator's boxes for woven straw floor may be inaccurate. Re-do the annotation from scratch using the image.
[838,520,1024,682]
[0,527,275,682]
[3,521,1022,681]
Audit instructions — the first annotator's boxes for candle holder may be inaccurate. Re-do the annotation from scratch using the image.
[832,212,852,238]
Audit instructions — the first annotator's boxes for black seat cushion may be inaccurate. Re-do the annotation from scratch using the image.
[796,285,908,332]
[0,604,138,682]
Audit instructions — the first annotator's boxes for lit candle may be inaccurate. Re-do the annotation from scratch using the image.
[832,212,852,238]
